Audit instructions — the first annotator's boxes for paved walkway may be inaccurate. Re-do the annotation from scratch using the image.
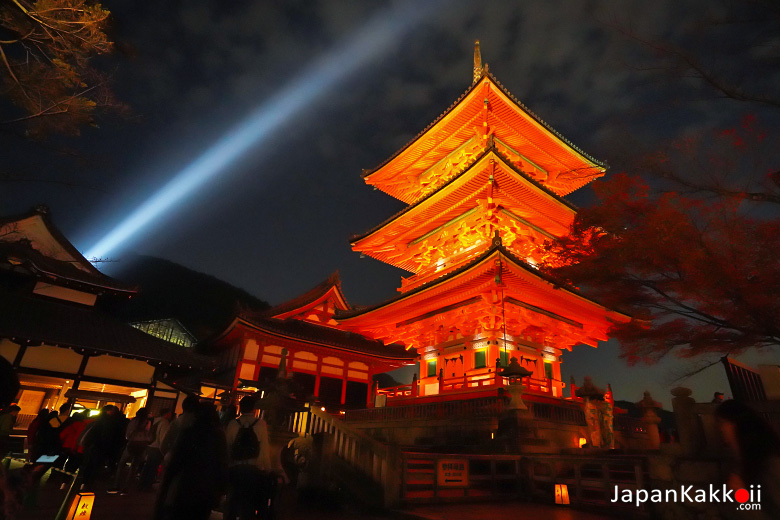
[398,502,614,520]
[9,460,615,520]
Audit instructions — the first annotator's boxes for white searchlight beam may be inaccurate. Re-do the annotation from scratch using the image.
[86,0,447,261]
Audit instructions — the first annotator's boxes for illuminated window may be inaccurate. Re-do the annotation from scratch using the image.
[427,360,438,377]
[132,318,195,348]
[544,361,553,379]
[474,350,486,369]
[499,351,509,368]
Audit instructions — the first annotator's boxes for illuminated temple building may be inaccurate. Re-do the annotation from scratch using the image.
[0,207,209,426]
[208,46,632,445]
[337,44,628,408]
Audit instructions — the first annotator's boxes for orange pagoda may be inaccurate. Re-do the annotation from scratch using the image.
[338,42,629,403]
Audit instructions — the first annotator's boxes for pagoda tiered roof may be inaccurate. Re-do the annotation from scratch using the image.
[351,144,578,281]
[362,73,605,204]
[338,235,629,353]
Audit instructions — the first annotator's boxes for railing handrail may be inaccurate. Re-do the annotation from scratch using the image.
[302,406,391,459]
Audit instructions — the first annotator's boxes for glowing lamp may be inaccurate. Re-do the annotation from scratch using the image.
[578,437,587,448]
[554,484,570,505]
[66,492,94,520]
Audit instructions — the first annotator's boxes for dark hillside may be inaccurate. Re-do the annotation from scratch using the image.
[100,255,270,340]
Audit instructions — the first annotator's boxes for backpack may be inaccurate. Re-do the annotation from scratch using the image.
[149,419,163,444]
[128,418,151,443]
[231,418,260,460]
[37,415,63,455]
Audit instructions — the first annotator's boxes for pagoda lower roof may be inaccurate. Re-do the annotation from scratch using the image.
[337,236,629,349]
[216,314,418,362]
[0,289,212,369]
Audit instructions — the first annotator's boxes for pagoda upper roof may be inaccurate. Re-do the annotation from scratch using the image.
[338,234,629,350]
[362,72,605,204]
[0,207,136,295]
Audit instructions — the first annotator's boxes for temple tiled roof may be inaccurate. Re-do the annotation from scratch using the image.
[0,207,136,295]
[0,290,213,369]
[0,240,136,294]
[262,272,349,318]
[234,314,417,361]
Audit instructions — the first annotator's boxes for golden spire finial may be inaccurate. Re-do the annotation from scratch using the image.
[473,40,483,83]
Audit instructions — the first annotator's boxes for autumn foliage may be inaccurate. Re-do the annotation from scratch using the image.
[542,118,780,365]
[0,0,121,138]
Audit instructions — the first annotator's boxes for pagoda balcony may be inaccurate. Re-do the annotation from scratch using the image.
[373,370,562,409]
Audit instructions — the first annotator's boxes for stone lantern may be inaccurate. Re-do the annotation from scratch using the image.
[499,357,532,410]
[636,391,662,449]
[575,376,614,448]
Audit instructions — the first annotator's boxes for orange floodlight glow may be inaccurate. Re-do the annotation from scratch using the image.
[578,437,587,448]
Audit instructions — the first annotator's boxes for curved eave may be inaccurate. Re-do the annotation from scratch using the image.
[363,74,606,199]
[265,272,350,319]
[485,71,605,169]
[0,209,137,294]
[29,264,138,296]
[218,316,416,362]
[338,242,630,325]
[351,147,577,256]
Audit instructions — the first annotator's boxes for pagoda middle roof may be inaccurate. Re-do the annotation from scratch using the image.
[351,145,577,248]
[362,73,606,203]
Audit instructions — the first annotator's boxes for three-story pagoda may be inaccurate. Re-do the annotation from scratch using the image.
[338,43,628,400]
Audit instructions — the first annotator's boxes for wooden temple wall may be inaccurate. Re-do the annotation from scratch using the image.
[234,335,374,407]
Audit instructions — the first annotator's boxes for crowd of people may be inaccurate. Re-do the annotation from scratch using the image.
[1,395,279,520]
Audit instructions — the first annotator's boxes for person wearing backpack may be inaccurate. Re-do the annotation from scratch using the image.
[224,396,271,520]
[138,408,172,491]
[108,407,151,495]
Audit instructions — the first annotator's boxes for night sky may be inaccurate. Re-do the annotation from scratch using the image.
[2,0,779,406]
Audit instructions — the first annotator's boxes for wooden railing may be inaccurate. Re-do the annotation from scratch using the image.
[377,383,415,399]
[526,453,647,512]
[288,406,401,507]
[378,373,556,404]
[400,451,524,503]
[439,372,500,393]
